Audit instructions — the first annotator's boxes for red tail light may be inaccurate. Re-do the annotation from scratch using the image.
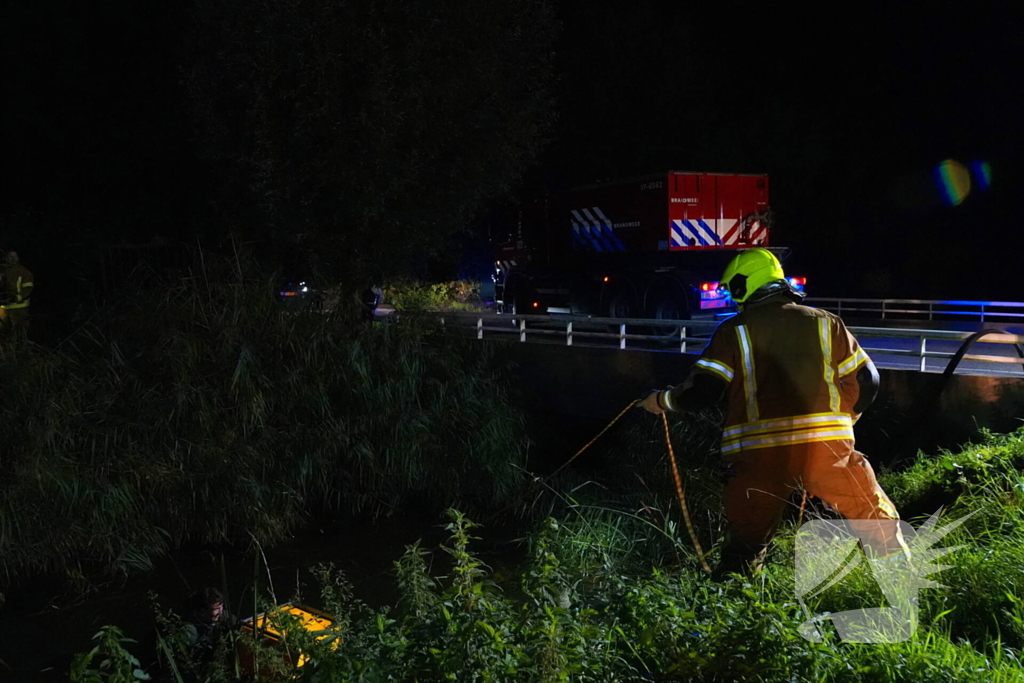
[699,281,729,310]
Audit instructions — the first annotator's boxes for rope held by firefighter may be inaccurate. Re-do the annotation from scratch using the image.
[796,488,809,528]
[544,399,639,482]
[661,412,712,575]
[544,398,712,575]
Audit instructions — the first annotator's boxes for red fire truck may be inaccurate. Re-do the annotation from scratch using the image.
[494,171,803,322]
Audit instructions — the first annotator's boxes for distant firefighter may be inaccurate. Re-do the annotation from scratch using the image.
[0,250,33,333]
[361,284,382,322]
[638,248,908,580]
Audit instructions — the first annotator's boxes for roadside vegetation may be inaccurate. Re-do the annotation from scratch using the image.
[0,251,527,583]
[74,419,1024,681]
[383,279,486,313]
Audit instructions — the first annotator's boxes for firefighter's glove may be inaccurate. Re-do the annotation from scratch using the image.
[637,389,674,415]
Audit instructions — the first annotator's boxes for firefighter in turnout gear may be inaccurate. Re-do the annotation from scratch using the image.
[1,250,34,333]
[639,248,907,580]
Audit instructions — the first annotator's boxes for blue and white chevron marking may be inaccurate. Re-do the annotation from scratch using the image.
[587,207,626,251]
[571,223,595,250]
[572,210,610,251]
[579,209,616,251]
[571,224,587,249]
[671,219,724,247]
[571,211,605,251]
[571,208,626,251]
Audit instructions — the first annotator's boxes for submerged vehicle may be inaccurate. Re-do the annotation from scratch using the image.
[239,603,338,675]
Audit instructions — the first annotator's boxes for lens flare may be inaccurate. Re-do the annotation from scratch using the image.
[969,160,992,192]
[934,159,971,206]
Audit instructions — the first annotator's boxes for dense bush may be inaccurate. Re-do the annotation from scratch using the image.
[0,253,526,581]
[384,280,484,312]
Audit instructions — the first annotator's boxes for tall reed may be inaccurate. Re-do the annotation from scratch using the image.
[0,248,527,582]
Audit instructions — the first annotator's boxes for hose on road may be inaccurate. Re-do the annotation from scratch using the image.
[884,328,1024,470]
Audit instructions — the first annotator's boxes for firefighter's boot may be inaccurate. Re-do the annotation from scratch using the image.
[711,539,766,582]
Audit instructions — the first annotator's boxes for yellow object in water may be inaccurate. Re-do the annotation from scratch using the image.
[241,604,339,669]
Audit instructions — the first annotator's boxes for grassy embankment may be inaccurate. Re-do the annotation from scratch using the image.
[79,414,1024,681]
[11,251,1023,680]
[0,253,528,584]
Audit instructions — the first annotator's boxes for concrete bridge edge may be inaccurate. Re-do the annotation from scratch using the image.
[500,343,1024,459]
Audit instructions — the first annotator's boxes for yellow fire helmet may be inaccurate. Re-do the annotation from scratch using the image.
[720,248,786,305]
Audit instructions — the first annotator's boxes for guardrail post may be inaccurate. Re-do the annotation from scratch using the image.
[981,304,986,323]
[919,335,927,372]
[882,301,887,320]
[680,326,687,354]
[929,303,933,321]
[567,321,573,346]
[620,323,626,350]
[519,319,526,343]
[477,317,483,340]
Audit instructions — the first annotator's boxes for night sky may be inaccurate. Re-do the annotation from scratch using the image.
[3,1,1022,300]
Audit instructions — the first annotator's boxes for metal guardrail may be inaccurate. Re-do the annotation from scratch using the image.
[437,312,719,353]
[805,298,1024,323]
[851,327,1024,374]
[432,312,1024,376]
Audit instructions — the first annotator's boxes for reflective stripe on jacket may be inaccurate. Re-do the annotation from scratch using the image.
[691,295,870,456]
[3,264,33,308]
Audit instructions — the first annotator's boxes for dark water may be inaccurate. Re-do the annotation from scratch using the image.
[0,412,611,681]
[0,510,532,681]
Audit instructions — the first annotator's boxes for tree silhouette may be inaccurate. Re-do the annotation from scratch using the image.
[183,0,558,285]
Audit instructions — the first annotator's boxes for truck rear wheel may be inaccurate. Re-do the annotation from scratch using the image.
[606,291,636,319]
[645,283,690,340]
[504,282,530,328]
[603,290,638,338]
